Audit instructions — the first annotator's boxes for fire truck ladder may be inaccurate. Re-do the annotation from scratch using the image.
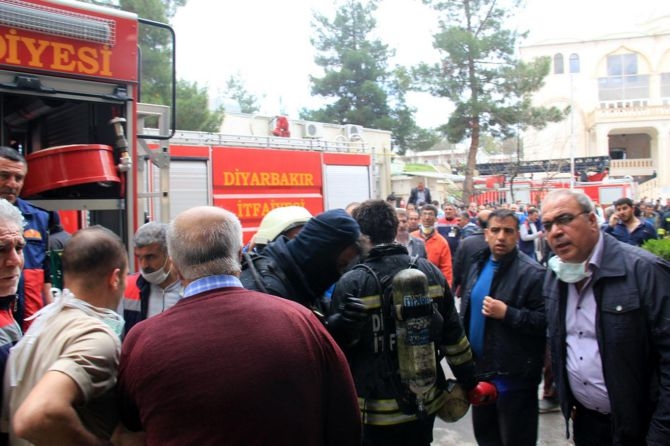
[137,103,171,224]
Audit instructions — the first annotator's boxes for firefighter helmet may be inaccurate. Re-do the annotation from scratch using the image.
[252,206,312,246]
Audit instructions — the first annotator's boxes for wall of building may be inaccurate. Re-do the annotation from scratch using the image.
[519,22,670,198]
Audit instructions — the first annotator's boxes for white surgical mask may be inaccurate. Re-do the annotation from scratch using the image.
[548,256,591,284]
[141,257,170,285]
[101,312,126,338]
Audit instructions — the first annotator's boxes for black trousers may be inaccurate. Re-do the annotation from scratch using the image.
[573,401,613,446]
[471,386,538,446]
[362,414,436,446]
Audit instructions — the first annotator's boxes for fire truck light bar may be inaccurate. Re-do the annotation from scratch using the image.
[0,0,115,45]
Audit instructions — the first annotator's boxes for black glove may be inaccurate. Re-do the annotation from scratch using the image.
[326,293,367,347]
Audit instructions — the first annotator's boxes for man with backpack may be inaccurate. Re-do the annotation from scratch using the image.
[330,199,496,446]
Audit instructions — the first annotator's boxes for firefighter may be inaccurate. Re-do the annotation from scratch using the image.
[244,205,312,254]
[240,208,364,328]
[330,200,496,446]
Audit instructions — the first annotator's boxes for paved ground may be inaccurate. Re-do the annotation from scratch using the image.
[432,407,572,445]
[432,358,574,445]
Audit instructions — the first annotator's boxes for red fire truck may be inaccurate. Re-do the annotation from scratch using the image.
[142,129,375,242]
[0,0,378,260]
[473,176,636,206]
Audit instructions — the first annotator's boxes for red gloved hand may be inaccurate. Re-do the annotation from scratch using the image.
[467,381,498,406]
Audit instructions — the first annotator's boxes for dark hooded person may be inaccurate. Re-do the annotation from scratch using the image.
[240,208,367,343]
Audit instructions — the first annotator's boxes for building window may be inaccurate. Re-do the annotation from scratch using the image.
[569,53,580,73]
[607,53,637,76]
[598,53,648,102]
[662,73,670,99]
[554,53,564,74]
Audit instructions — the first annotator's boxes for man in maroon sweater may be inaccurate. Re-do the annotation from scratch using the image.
[117,206,361,446]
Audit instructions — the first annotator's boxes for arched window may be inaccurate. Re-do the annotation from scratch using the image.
[569,53,580,73]
[554,53,564,74]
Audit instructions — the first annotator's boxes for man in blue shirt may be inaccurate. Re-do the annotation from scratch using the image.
[459,209,546,446]
[603,197,657,246]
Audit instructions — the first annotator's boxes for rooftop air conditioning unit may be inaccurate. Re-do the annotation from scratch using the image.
[344,124,363,140]
[303,122,324,138]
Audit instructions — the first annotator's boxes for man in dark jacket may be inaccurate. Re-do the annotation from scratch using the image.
[408,181,431,207]
[240,208,363,319]
[460,208,546,446]
[542,189,670,445]
[122,222,182,336]
[331,199,496,446]
[452,209,490,296]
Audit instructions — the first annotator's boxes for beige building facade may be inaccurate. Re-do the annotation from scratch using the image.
[519,18,670,200]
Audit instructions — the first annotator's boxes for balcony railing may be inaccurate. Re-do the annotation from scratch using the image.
[637,177,659,201]
[593,103,670,122]
[609,158,655,176]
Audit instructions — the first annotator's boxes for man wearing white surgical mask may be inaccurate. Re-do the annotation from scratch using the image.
[123,222,182,336]
[542,189,670,446]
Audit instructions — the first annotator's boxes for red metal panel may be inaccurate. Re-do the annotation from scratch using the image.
[211,147,325,242]
[0,0,138,82]
[322,152,370,166]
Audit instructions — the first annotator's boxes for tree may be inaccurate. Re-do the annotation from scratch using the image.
[415,0,567,204]
[303,0,392,129]
[225,74,260,114]
[176,80,224,132]
[388,67,440,155]
[304,0,433,152]
[91,0,222,132]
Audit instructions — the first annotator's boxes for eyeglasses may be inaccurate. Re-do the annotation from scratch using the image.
[541,211,589,232]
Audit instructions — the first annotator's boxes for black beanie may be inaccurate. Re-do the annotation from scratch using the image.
[287,209,360,294]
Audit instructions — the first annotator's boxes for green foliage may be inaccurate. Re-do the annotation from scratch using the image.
[176,80,224,132]
[415,0,567,203]
[404,164,438,172]
[225,74,260,114]
[303,0,431,153]
[641,238,670,262]
[117,0,178,105]
[88,1,222,132]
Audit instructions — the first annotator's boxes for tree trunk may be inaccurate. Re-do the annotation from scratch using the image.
[462,117,480,205]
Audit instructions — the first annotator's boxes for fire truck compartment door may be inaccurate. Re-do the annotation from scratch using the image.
[153,159,209,220]
[323,165,371,210]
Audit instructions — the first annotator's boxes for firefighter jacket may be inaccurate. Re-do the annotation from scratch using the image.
[14,198,50,331]
[240,236,329,315]
[331,243,477,426]
[460,246,546,383]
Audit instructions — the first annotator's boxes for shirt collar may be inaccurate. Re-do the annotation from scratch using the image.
[183,275,243,299]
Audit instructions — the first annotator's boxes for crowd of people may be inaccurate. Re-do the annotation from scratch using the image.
[0,149,668,446]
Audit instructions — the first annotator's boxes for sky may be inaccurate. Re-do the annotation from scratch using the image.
[171,0,670,128]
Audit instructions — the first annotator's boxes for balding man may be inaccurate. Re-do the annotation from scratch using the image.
[117,206,360,445]
[542,189,670,445]
[4,226,127,445]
